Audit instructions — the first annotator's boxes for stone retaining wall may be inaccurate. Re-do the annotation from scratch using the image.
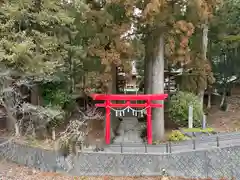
[0,140,240,179]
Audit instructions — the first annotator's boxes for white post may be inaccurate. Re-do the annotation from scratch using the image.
[188,105,193,128]
[202,114,206,129]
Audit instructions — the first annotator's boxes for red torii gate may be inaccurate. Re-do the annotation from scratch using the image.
[91,94,168,145]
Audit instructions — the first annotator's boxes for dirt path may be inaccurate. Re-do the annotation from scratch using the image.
[0,160,75,180]
[0,161,223,180]
[208,96,240,132]
[0,160,164,180]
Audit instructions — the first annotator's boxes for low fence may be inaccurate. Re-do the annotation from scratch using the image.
[83,132,240,154]
[0,136,240,179]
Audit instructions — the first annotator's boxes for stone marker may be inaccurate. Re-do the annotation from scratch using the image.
[188,105,193,128]
[202,114,206,129]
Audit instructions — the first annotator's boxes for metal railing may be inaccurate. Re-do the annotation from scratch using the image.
[79,132,240,154]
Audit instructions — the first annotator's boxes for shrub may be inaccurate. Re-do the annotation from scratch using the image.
[168,130,187,141]
[168,91,203,127]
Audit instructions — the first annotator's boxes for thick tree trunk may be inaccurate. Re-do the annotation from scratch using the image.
[144,55,153,94]
[199,20,209,108]
[207,41,212,109]
[144,34,154,94]
[152,34,165,140]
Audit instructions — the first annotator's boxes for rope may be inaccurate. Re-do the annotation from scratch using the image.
[106,105,148,117]
[120,85,141,116]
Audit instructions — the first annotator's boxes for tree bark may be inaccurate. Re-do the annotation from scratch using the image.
[31,84,41,105]
[52,127,56,140]
[199,20,209,108]
[144,55,153,94]
[202,21,208,60]
[1,99,20,136]
[144,34,153,94]
[152,34,165,140]
[220,87,226,107]
[3,79,20,135]
[198,90,205,108]
[207,40,213,109]
[207,88,211,109]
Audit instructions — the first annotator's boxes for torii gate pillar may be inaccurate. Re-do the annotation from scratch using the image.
[91,94,168,144]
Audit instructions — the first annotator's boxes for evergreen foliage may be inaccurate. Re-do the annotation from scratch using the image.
[0,0,238,143]
[169,91,203,127]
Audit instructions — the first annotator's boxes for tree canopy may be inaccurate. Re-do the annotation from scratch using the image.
[0,0,238,143]
[209,0,240,94]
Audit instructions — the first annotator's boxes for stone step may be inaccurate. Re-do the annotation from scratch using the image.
[113,116,143,144]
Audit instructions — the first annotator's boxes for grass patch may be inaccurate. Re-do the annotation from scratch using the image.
[181,127,214,133]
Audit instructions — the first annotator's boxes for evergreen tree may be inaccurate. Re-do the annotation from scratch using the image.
[0,0,77,133]
[0,0,71,75]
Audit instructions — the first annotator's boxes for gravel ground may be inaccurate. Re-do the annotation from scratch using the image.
[0,161,226,180]
[0,160,162,180]
[0,161,74,180]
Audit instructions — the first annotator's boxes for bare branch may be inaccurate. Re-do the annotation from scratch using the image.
[76,106,104,120]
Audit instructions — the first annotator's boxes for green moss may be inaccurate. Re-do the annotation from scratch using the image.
[182,128,214,133]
